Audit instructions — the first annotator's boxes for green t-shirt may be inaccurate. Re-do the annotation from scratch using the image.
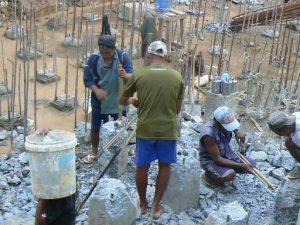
[123,64,184,140]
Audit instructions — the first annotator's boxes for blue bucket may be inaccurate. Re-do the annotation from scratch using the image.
[155,0,173,13]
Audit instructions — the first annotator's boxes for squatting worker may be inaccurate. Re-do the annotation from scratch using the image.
[83,34,133,163]
[268,111,300,179]
[119,41,184,219]
[199,106,256,188]
[34,129,77,225]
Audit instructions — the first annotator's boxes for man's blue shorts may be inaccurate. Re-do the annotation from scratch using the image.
[135,137,177,167]
[91,96,126,129]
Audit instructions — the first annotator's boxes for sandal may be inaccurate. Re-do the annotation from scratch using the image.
[288,168,300,180]
[83,154,97,164]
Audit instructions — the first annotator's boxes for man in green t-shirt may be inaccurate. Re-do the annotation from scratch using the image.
[119,41,184,219]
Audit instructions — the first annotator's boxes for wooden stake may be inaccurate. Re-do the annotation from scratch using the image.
[279,43,288,94]
[75,20,81,128]
[18,64,22,115]
[284,38,293,89]
[72,0,76,39]
[209,32,218,78]
[290,34,300,91]
[226,32,235,71]
[65,53,69,106]
[64,3,69,37]
[34,14,38,130]
[129,1,136,59]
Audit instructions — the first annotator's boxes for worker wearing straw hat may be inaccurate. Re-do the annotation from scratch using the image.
[199,106,256,188]
[268,111,300,179]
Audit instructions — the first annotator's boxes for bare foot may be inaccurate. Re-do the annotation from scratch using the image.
[151,204,165,219]
[137,199,147,214]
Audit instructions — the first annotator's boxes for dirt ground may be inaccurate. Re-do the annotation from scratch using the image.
[0,0,299,153]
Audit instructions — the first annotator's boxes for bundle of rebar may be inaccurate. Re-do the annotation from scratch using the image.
[230,2,300,32]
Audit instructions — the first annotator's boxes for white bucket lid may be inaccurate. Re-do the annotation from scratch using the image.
[25,129,77,152]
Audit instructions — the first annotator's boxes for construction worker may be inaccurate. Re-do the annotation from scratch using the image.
[119,41,184,219]
[83,34,133,163]
[268,111,300,179]
[34,129,78,225]
[199,106,256,188]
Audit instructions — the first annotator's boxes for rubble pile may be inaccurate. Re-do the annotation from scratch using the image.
[0,108,299,225]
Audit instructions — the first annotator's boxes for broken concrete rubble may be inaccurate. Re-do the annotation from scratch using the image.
[273,178,300,225]
[98,121,129,178]
[205,201,249,225]
[163,147,201,213]
[89,178,136,225]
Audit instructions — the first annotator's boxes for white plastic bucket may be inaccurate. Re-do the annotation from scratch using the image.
[25,129,77,199]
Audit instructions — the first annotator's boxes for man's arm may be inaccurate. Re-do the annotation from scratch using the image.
[176,99,183,114]
[119,96,138,107]
[203,136,253,169]
[90,85,107,101]
[286,136,300,163]
[35,199,48,225]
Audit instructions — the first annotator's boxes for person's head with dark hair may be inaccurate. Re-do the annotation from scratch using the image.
[268,111,296,136]
[98,35,116,60]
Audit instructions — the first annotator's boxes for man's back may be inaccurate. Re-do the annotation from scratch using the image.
[124,64,183,140]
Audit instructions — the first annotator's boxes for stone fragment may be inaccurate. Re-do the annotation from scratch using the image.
[63,36,83,47]
[18,152,29,165]
[21,167,30,177]
[1,214,35,225]
[7,176,21,186]
[5,22,26,40]
[17,46,42,60]
[50,94,78,112]
[281,150,296,171]
[98,121,128,178]
[47,17,66,29]
[271,168,286,181]
[268,154,282,167]
[261,29,279,39]
[163,154,201,213]
[250,151,268,162]
[88,178,136,225]
[74,122,91,146]
[273,178,300,225]
[205,201,249,225]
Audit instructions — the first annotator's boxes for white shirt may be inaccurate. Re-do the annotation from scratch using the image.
[291,112,300,148]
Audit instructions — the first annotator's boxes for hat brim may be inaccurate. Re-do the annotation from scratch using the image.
[221,119,240,132]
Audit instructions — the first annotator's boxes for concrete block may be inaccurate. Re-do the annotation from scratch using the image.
[1,214,34,225]
[205,201,249,225]
[249,151,268,162]
[99,121,128,178]
[163,150,201,213]
[88,178,136,225]
[273,178,300,225]
[271,168,286,181]
[281,150,296,171]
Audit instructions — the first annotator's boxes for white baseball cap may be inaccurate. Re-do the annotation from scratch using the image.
[214,106,240,132]
[147,41,168,57]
